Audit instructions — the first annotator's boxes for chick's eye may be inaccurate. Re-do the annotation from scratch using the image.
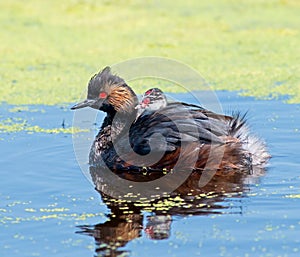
[145,89,153,95]
[99,92,107,99]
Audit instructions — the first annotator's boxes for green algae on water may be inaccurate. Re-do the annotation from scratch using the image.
[0,117,88,134]
[0,0,299,105]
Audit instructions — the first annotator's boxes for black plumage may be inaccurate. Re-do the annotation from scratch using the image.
[71,67,270,180]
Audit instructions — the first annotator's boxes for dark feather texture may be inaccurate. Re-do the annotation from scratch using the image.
[71,68,270,181]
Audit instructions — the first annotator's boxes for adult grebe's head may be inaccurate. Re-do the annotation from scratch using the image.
[71,67,138,114]
[136,88,167,112]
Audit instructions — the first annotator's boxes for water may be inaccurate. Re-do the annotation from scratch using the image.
[1,91,300,257]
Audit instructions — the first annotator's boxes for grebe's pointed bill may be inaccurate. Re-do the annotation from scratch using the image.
[71,99,98,110]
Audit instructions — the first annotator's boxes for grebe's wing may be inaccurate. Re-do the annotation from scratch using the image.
[129,102,231,155]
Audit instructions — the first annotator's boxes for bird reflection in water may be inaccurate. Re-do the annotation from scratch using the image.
[77,166,264,257]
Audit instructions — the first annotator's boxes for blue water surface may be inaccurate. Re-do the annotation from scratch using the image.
[0,91,300,257]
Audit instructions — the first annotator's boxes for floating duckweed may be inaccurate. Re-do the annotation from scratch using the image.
[76,213,98,220]
[134,202,152,208]
[8,106,45,113]
[285,194,300,199]
[13,234,25,240]
[7,200,31,207]
[119,206,129,210]
[40,208,70,212]
[138,197,148,201]
[162,168,168,175]
[0,209,104,224]
[173,196,184,202]
[25,208,37,212]
[0,117,88,134]
[0,0,299,106]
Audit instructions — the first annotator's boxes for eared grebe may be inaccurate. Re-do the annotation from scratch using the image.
[71,67,270,179]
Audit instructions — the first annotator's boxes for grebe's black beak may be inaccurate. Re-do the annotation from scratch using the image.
[71,99,98,110]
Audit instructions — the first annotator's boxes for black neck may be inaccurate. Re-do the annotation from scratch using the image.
[101,109,137,140]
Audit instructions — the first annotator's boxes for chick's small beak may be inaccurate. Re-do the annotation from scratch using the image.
[134,102,149,110]
[141,102,148,108]
[71,99,98,110]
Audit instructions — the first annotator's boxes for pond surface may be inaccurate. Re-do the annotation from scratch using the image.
[1,91,300,257]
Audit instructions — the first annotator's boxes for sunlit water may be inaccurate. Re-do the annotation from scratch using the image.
[1,91,300,257]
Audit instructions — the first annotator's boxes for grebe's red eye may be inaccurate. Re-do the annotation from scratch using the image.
[99,92,107,99]
[142,97,150,105]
